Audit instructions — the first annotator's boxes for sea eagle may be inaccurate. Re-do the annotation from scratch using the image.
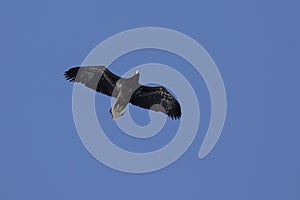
[64,66,181,120]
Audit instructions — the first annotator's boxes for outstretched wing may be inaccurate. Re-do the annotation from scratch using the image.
[64,66,121,97]
[130,85,181,119]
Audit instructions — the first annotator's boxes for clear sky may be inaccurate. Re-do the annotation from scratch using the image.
[1,0,299,199]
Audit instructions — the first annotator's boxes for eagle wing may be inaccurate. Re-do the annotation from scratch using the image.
[130,85,181,119]
[64,66,121,97]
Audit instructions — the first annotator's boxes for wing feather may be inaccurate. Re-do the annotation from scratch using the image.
[64,66,121,97]
[130,85,181,119]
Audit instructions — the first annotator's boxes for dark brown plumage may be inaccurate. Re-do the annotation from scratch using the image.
[65,66,181,120]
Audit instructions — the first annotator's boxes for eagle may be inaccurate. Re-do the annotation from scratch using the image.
[64,66,181,120]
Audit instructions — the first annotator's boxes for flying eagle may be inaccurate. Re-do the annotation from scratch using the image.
[64,66,181,120]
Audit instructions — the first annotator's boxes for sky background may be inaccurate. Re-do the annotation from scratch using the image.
[1,0,299,199]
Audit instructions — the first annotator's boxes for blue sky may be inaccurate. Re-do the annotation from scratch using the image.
[1,0,299,199]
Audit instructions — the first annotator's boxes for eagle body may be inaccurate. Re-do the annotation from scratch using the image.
[65,66,181,120]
